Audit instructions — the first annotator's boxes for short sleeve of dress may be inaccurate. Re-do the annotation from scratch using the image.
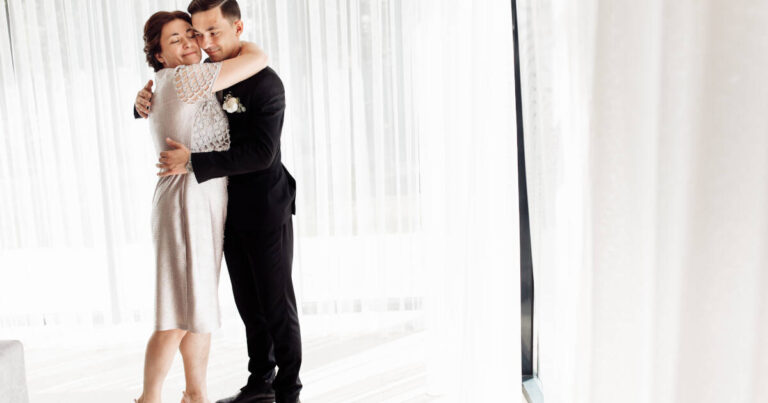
[173,63,222,104]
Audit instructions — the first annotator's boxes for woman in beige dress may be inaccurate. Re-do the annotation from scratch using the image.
[135,10,267,403]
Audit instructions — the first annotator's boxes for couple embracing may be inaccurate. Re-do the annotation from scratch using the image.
[133,1,301,402]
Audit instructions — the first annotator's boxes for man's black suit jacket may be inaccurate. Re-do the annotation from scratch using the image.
[194,66,295,230]
[137,66,296,230]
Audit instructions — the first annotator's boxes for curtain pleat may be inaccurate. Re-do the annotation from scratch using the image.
[520,0,768,401]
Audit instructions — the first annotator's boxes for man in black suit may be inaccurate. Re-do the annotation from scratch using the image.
[134,1,301,402]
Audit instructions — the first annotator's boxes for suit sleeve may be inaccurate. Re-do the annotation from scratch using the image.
[190,79,286,183]
[133,106,141,119]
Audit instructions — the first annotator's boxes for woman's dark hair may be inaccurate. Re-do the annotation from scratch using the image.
[143,11,192,72]
[187,0,241,22]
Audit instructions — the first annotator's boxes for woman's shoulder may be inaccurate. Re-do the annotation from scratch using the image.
[174,62,222,74]
[153,67,175,83]
[155,67,175,75]
[154,63,221,81]
[170,63,222,104]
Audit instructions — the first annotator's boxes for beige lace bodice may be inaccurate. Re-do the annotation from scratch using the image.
[149,63,230,155]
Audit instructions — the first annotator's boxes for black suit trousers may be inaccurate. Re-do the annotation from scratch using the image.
[223,217,302,401]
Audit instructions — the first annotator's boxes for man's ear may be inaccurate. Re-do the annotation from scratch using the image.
[233,19,244,38]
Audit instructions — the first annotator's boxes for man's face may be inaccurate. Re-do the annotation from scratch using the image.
[191,7,243,62]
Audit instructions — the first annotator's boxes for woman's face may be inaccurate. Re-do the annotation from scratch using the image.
[155,19,201,68]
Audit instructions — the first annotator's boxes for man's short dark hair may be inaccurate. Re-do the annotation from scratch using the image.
[187,0,241,22]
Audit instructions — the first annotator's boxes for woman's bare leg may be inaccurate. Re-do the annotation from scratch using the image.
[178,331,212,403]
[137,329,188,403]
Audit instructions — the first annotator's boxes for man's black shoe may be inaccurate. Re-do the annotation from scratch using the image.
[275,393,301,403]
[215,389,275,403]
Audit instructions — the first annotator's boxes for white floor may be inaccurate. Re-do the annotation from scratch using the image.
[16,314,439,403]
[11,312,525,402]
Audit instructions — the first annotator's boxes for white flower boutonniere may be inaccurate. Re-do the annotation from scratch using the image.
[222,93,246,114]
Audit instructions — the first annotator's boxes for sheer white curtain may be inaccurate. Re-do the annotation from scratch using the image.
[409,1,520,399]
[519,0,768,402]
[0,0,158,325]
[1,0,520,400]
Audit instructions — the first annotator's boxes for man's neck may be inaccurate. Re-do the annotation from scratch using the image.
[226,43,243,60]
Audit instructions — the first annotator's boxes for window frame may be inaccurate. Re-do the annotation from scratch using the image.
[511,0,543,401]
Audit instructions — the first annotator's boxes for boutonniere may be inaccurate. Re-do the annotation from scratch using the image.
[222,93,246,113]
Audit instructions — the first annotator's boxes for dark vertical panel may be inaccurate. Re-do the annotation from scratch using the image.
[510,0,535,378]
